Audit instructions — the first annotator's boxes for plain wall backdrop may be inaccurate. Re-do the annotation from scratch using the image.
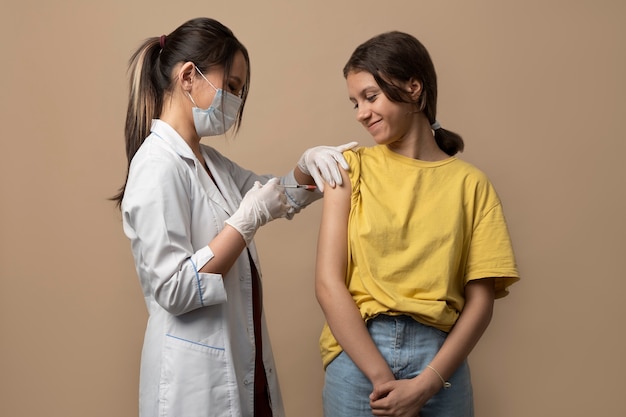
[1,1,624,416]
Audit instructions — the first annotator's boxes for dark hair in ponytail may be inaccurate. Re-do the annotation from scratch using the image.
[112,17,250,207]
[343,31,463,156]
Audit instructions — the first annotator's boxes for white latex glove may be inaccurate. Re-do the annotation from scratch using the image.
[225,177,289,245]
[297,141,359,192]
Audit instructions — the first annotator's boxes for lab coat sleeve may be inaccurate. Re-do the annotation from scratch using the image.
[123,152,227,316]
[205,146,322,214]
[280,169,323,215]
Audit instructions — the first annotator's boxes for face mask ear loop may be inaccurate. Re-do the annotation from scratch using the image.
[194,65,218,92]
[186,91,199,107]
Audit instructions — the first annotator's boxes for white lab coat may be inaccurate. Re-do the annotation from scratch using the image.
[122,120,320,417]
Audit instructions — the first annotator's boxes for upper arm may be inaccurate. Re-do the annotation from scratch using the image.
[315,168,351,294]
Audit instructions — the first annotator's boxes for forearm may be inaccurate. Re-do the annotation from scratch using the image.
[317,282,394,385]
[368,279,496,412]
[425,279,495,387]
[200,224,247,275]
[158,223,250,309]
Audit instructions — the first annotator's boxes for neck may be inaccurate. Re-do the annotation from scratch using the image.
[388,116,449,161]
[160,94,202,156]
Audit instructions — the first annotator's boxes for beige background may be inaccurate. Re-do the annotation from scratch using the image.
[1,0,624,416]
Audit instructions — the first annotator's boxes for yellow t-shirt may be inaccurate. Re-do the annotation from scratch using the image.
[319,145,519,368]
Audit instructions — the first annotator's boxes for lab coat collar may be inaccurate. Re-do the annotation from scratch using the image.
[150,120,233,216]
[150,120,196,160]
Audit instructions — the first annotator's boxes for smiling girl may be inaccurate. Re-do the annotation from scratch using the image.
[315,31,520,417]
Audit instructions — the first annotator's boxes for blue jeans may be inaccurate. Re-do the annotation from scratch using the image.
[323,315,474,417]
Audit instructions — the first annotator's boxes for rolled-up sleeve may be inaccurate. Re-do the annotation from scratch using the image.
[209,146,323,216]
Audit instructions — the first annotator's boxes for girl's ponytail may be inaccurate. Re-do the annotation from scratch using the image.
[432,125,464,156]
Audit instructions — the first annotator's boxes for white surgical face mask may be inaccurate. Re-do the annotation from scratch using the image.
[187,66,242,137]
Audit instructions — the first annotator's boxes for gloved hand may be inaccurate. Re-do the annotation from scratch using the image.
[225,177,290,245]
[297,141,359,192]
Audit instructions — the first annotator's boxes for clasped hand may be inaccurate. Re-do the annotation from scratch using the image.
[369,374,440,417]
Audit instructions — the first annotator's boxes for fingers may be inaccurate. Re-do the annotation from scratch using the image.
[267,178,290,218]
[244,178,289,220]
[337,141,359,152]
[320,158,341,186]
[333,142,358,171]
[370,383,392,401]
[299,142,358,191]
[314,152,345,189]
[311,170,326,193]
[330,151,350,175]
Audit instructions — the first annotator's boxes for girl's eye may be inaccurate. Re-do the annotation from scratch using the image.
[351,93,378,110]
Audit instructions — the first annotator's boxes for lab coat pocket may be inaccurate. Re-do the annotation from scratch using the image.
[159,334,234,417]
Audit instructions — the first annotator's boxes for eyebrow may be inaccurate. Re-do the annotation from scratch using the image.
[349,85,380,100]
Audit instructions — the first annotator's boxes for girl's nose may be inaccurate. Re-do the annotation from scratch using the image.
[356,103,370,123]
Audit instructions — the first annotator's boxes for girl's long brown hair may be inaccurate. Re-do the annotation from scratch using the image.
[344,31,464,156]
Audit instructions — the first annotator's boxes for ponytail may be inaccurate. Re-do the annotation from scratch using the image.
[433,127,464,156]
[111,37,164,207]
[125,38,164,170]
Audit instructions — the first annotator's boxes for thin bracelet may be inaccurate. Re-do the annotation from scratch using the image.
[426,365,452,389]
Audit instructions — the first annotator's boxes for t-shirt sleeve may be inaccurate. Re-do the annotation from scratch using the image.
[344,149,361,190]
[464,191,520,299]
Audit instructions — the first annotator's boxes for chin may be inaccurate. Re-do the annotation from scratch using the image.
[371,135,393,145]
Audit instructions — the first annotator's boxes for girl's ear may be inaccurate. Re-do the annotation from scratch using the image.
[407,78,423,101]
[178,62,196,92]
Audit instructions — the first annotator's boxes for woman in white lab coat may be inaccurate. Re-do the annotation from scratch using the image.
[112,17,356,417]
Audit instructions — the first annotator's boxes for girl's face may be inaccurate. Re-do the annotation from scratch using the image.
[346,70,417,146]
